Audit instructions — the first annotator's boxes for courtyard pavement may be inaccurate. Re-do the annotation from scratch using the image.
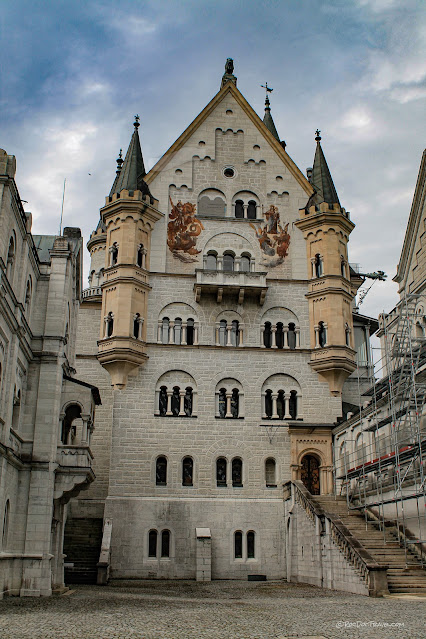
[0,580,425,639]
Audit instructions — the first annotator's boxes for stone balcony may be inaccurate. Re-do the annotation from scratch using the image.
[194,269,268,305]
[54,445,95,502]
[81,286,102,301]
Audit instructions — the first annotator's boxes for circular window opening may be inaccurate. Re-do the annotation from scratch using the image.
[224,168,235,178]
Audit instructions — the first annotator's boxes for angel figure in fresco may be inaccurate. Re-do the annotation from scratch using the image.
[167,197,204,262]
[250,204,291,268]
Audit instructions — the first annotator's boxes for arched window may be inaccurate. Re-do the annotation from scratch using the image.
[184,387,193,416]
[234,200,244,219]
[182,457,193,486]
[171,386,180,416]
[415,322,424,338]
[340,256,346,278]
[161,530,170,557]
[276,322,284,349]
[318,321,327,347]
[345,322,350,346]
[174,318,182,345]
[162,317,170,344]
[231,320,240,347]
[106,312,114,337]
[218,388,227,418]
[263,322,272,348]
[232,458,243,487]
[288,323,296,350]
[25,278,32,314]
[289,390,297,419]
[247,531,255,558]
[148,529,157,557]
[159,386,168,416]
[265,389,272,418]
[219,320,227,347]
[61,403,81,445]
[12,389,21,432]
[231,388,239,418]
[240,255,250,272]
[6,235,15,279]
[133,313,141,339]
[186,318,194,345]
[111,242,118,266]
[247,200,256,220]
[137,244,145,268]
[314,253,322,277]
[265,458,276,487]
[223,253,235,272]
[206,252,217,270]
[2,500,10,550]
[277,390,285,420]
[216,457,227,487]
[156,456,167,486]
[234,531,243,558]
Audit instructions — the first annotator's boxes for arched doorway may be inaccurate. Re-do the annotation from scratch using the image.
[301,454,320,495]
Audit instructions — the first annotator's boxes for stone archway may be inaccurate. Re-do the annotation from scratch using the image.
[300,454,321,495]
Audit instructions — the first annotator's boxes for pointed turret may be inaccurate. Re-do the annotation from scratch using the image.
[110,116,151,197]
[306,131,340,209]
[263,94,280,142]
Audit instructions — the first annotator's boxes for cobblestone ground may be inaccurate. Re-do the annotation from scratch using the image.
[0,580,425,639]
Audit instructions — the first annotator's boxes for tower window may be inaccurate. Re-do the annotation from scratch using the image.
[232,458,243,487]
[218,388,227,418]
[156,456,167,486]
[106,312,114,337]
[247,531,255,558]
[223,253,235,272]
[148,530,157,557]
[288,323,296,350]
[231,388,239,418]
[234,200,244,218]
[133,313,141,339]
[318,322,327,347]
[265,389,273,418]
[247,200,256,220]
[182,457,193,486]
[265,458,276,487]
[263,322,272,348]
[184,387,193,417]
[216,457,227,487]
[231,320,240,347]
[219,320,227,347]
[276,322,284,349]
[161,530,170,558]
[174,318,182,345]
[137,244,145,268]
[314,253,323,277]
[159,386,168,416]
[111,243,118,266]
[234,531,243,558]
[186,318,194,345]
[240,255,250,272]
[206,252,217,270]
[289,390,297,419]
[277,390,285,420]
[171,387,180,416]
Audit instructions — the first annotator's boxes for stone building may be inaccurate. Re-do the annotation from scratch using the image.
[0,149,100,597]
[67,61,371,583]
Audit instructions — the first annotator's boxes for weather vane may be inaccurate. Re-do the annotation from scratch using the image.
[261,82,273,96]
[134,114,140,129]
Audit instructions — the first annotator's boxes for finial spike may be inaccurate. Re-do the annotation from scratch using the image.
[134,114,140,129]
[315,129,321,142]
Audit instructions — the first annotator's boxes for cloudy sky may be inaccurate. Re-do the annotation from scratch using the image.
[1,0,425,319]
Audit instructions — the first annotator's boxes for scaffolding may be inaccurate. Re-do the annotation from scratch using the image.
[334,293,426,566]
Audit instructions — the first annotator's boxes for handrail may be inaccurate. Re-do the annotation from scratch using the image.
[284,480,389,596]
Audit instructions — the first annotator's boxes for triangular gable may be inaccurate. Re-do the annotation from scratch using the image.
[394,149,426,292]
[145,81,313,196]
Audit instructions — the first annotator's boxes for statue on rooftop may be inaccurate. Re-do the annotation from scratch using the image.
[225,58,234,75]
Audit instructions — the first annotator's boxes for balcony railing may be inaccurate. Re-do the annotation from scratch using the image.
[81,286,102,300]
[195,269,268,305]
[57,444,93,469]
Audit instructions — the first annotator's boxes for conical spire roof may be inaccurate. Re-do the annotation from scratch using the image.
[263,94,280,142]
[110,116,151,197]
[306,130,340,208]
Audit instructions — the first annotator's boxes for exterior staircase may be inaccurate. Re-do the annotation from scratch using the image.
[63,518,103,584]
[314,496,426,595]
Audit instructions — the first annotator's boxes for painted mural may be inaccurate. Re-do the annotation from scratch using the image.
[250,205,290,267]
[167,198,204,262]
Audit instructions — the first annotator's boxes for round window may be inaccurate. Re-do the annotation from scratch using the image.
[223,167,235,178]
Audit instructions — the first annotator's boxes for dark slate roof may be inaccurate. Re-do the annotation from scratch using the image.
[109,125,151,197]
[306,136,340,209]
[263,96,280,142]
[95,216,106,233]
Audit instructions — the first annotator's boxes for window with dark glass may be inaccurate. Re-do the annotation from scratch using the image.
[186,318,194,345]
[219,320,227,347]
[265,458,276,487]
[148,530,157,557]
[159,386,168,416]
[106,313,114,337]
[111,243,118,265]
[174,318,182,345]
[231,388,239,418]
[263,322,272,348]
[277,390,285,420]
[231,320,240,346]
[314,253,322,277]
[137,244,144,267]
[162,317,170,344]
[318,321,326,347]
[171,386,180,416]
[218,388,226,418]
[288,323,296,349]
[133,314,140,339]
[247,531,255,558]
[206,252,217,270]
[234,531,243,558]
[265,389,272,418]
[161,530,170,557]
[235,200,244,218]
[216,457,227,487]
[232,458,243,487]
[240,255,250,272]
[184,387,193,416]
[276,322,284,349]
[247,200,256,220]
[156,456,167,486]
[290,390,297,419]
[182,457,193,486]
[223,253,234,272]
